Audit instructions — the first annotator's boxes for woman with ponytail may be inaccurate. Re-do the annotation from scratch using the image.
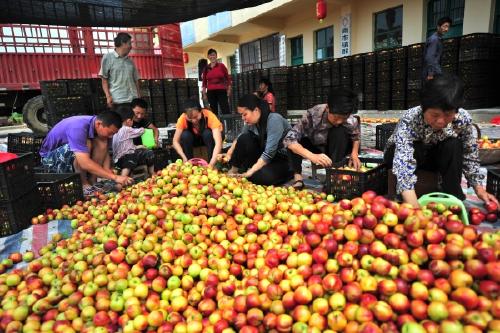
[223,94,293,185]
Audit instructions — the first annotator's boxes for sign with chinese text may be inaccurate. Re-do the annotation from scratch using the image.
[340,14,351,56]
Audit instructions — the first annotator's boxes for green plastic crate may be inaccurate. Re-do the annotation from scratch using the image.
[418,192,469,225]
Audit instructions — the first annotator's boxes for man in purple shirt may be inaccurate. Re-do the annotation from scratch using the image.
[40,111,133,194]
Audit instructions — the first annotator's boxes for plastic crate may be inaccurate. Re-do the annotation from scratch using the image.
[138,79,151,97]
[408,43,424,58]
[325,158,388,199]
[375,123,397,151]
[67,79,92,96]
[150,79,164,96]
[92,95,108,114]
[40,80,68,98]
[35,173,83,209]
[486,168,500,201]
[7,133,45,165]
[0,153,35,202]
[47,96,91,115]
[0,187,41,237]
[418,192,469,225]
[153,148,171,171]
[220,114,244,142]
[90,78,106,96]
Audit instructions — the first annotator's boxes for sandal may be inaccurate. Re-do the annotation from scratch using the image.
[291,179,305,190]
[83,185,98,197]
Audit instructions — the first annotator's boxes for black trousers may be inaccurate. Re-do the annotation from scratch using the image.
[288,126,353,174]
[180,129,215,161]
[207,89,230,115]
[116,148,154,169]
[230,132,293,186]
[384,137,465,200]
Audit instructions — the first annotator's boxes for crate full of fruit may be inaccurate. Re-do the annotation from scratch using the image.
[478,136,500,165]
[325,157,388,199]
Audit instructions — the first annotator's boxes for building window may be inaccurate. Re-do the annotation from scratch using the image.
[374,6,403,50]
[239,34,280,72]
[426,0,464,38]
[290,36,303,65]
[315,26,333,61]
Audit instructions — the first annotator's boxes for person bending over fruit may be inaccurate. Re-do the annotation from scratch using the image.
[384,74,498,208]
[283,88,361,190]
[172,99,223,168]
[223,94,293,185]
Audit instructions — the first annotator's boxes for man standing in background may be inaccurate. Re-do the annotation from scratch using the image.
[423,17,452,80]
[99,32,140,108]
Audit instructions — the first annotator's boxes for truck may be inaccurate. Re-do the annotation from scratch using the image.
[0,24,185,133]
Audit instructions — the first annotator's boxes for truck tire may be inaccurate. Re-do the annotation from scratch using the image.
[22,95,48,134]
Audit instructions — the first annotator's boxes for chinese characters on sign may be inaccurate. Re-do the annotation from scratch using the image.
[340,14,351,56]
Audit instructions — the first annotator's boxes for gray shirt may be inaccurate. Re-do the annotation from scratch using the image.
[239,113,291,163]
[423,32,443,77]
[99,51,139,103]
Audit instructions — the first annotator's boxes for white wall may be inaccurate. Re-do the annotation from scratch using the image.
[463,0,494,34]
[183,0,498,73]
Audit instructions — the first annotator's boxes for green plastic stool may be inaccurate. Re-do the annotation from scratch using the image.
[141,129,156,148]
[418,192,469,225]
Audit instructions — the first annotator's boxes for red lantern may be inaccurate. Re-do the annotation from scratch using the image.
[183,52,189,63]
[316,0,327,22]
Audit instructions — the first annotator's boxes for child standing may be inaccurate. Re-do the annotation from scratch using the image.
[112,106,155,177]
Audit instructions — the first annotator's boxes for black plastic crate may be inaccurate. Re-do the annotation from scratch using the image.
[408,43,424,58]
[364,100,377,110]
[155,120,167,128]
[47,96,91,115]
[325,158,388,199]
[153,112,167,125]
[67,79,92,96]
[0,187,41,237]
[220,114,244,142]
[92,95,108,114]
[7,133,45,165]
[364,52,376,72]
[153,148,171,171]
[331,59,341,86]
[392,67,407,80]
[161,128,176,147]
[460,48,497,62]
[40,80,68,98]
[392,46,407,59]
[486,168,500,200]
[377,49,392,62]
[90,78,105,96]
[0,153,35,202]
[392,100,406,110]
[376,89,391,110]
[407,90,421,108]
[150,79,164,96]
[35,173,83,209]
[164,78,177,92]
[460,33,498,50]
[407,56,423,68]
[375,123,397,151]
[138,79,151,97]
[151,96,166,112]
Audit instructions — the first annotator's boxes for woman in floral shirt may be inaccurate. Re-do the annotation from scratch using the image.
[384,74,498,208]
[283,88,361,189]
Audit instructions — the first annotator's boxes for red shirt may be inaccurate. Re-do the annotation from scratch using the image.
[263,92,276,112]
[202,62,231,91]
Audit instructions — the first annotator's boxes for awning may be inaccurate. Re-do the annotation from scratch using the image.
[0,0,272,27]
